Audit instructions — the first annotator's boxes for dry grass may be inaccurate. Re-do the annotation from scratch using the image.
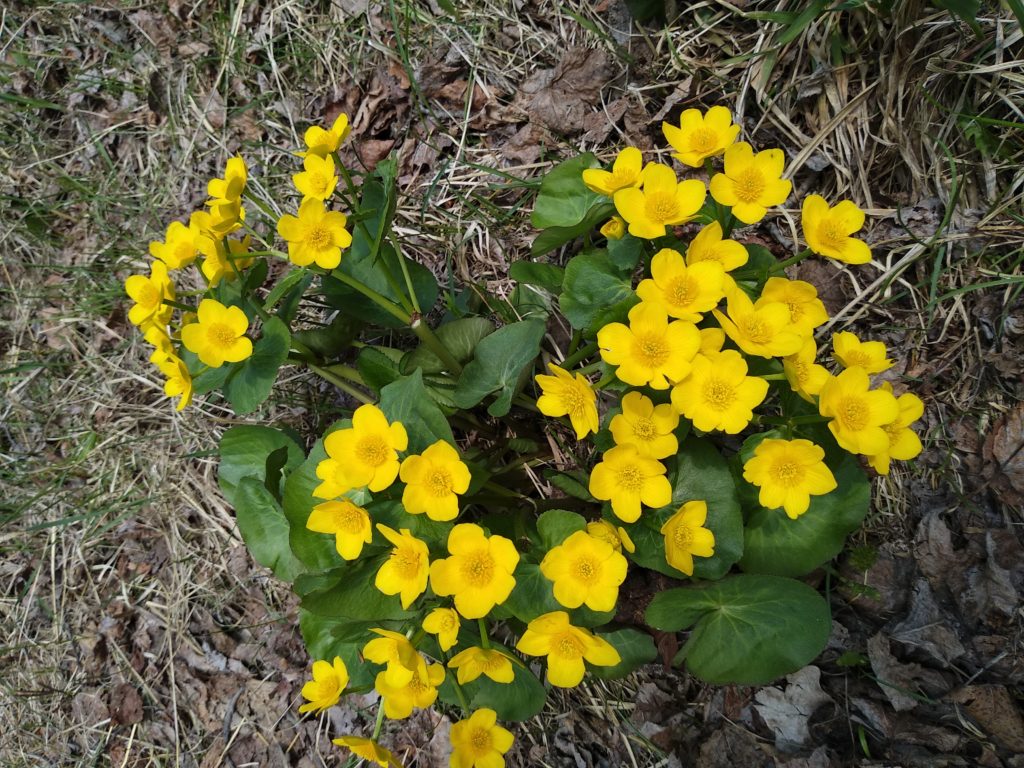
[1,0,1022,765]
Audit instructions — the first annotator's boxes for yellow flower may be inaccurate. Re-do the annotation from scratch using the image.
[540,530,628,612]
[783,339,830,402]
[363,629,421,688]
[156,355,193,411]
[180,299,252,368]
[670,350,768,434]
[190,203,245,239]
[448,647,514,685]
[332,736,402,768]
[588,444,672,523]
[125,260,174,330]
[685,221,748,272]
[200,234,255,286]
[148,220,200,270]
[742,439,838,519]
[515,611,621,687]
[867,384,924,475]
[429,523,520,619]
[582,147,644,196]
[298,657,349,713]
[293,152,339,201]
[713,287,805,359]
[450,709,515,768]
[586,520,635,553]
[597,302,701,390]
[699,327,726,355]
[636,248,726,322]
[276,198,353,270]
[832,331,893,374]
[399,440,471,522]
[374,525,430,609]
[662,106,741,167]
[206,155,247,206]
[609,391,679,459]
[818,367,900,455]
[757,277,828,334]
[422,607,461,652]
[613,162,706,239]
[601,216,626,240]
[302,113,351,157]
[802,195,871,264]
[535,363,599,439]
[375,659,445,719]
[145,326,174,364]
[660,501,716,576]
[306,499,372,560]
[709,142,791,224]
[314,404,408,497]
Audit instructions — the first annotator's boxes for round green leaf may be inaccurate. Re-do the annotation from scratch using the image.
[531,153,602,229]
[224,316,291,415]
[452,320,546,417]
[380,369,456,453]
[218,425,304,505]
[536,509,588,550]
[559,250,638,334]
[294,558,416,622]
[401,317,495,375]
[233,477,305,581]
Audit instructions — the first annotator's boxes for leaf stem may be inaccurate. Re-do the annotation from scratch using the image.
[561,341,599,370]
[410,315,463,375]
[771,248,814,273]
[477,618,491,650]
[306,360,374,404]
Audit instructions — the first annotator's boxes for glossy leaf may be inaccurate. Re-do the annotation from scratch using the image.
[531,153,602,229]
[224,317,291,415]
[234,477,305,581]
[559,250,638,334]
[452,319,545,417]
[380,369,455,452]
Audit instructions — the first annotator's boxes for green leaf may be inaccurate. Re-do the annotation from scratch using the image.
[234,477,305,581]
[607,234,643,271]
[297,609,378,687]
[464,656,547,722]
[622,437,744,580]
[645,574,831,685]
[509,261,565,294]
[281,435,346,571]
[544,470,596,501]
[452,319,545,417]
[739,430,871,577]
[501,563,613,628]
[531,153,602,229]
[559,250,638,333]
[295,558,416,621]
[292,314,361,360]
[531,202,615,257]
[401,317,495,375]
[224,317,291,415]
[536,509,588,550]
[590,628,657,680]
[368,498,451,547]
[380,369,456,452]
[357,346,405,394]
[218,425,304,505]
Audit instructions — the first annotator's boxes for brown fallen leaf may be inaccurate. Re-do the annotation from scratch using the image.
[983,403,1024,508]
[949,685,1024,754]
[516,46,614,135]
[753,666,834,752]
[109,682,144,726]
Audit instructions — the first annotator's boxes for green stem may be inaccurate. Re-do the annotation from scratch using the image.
[307,361,374,404]
[477,618,491,650]
[761,414,830,426]
[771,248,813,273]
[163,299,198,313]
[759,373,787,381]
[330,270,411,324]
[371,696,386,740]
[324,363,365,386]
[593,372,617,390]
[561,341,598,370]
[389,231,422,313]
[411,315,463,375]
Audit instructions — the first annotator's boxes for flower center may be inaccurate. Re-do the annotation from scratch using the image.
[573,556,600,584]
[393,547,422,579]
[838,396,869,431]
[460,551,495,587]
[208,322,237,349]
[786,301,804,323]
[408,677,429,695]
[356,435,389,467]
[174,240,194,264]
[427,468,453,497]
[666,276,698,309]
[771,459,804,486]
[793,360,809,384]
[560,382,590,417]
[883,422,902,444]
[554,632,585,660]
[702,379,735,410]
[644,190,680,224]
[138,283,160,308]
[632,417,656,441]
[690,127,718,154]
[633,333,669,369]
[609,168,637,190]
[470,727,493,754]
[308,171,329,195]
[733,168,766,204]
[844,351,872,369]
[615,463,644,492]
[740,315,771,343]
[307,224,332,250]
[819,220,847,250]
[672,523,693,548]
[336,504,365,533]
[311,678,340,701]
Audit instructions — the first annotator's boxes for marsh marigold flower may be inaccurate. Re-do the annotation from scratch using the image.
[867,383,924,475]
[636,248,726,322]
[516,611,620,688]
[535,363,599,439]
[277,198,352,270]
[293,152,339,201]
[699,327,726,355]
[180,299,252,368]
[156,355,193,411]
[686,221,749,272]
[298,657,349,713]
[597,302,701,390]
[448,647,514,685]
[609,391,679,460]
[832,331,893,374]
[713,288,804,359]
[302,113,350,157]
[126,260,174,330]
[589,444,672,523]
[742,439,837,519]
[363,629,421,688]
[670,350,768,434]
[660,501,716,576]
[332,737,402,768]
[662,106,741,167]
[374,525,430,609]
[601,216,626,240]
[540,530,628,612]
[314,404,408,497]
[757,277,828,334]
[582,147,644,196]
[422,608,460,652]
[375,659,445,719]
[145,326,174,364]
[783,339,830,403]
[430,523,519,619]
[586,520,636,553]
[206,156,247,206]
[802,195,871,264]
[709,142,791,224]
[306,499,372,560]
[613,162,706,239]
[149,220,199,270]
[399,440,471,522]
[200,235,255,286]
[451,709,514,768]
[818,367,900,455]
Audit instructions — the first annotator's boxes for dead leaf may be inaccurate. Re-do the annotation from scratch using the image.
[753,666,834,752]
[949,685,1024,753]
[696,726,775,768]
[955,530,1020,629]
[867,633,948,712]
[109,682,144,725]
[357,139,395,170]
[983,403,1024,508]
[890,578,966,667]
[516,46,614,134]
